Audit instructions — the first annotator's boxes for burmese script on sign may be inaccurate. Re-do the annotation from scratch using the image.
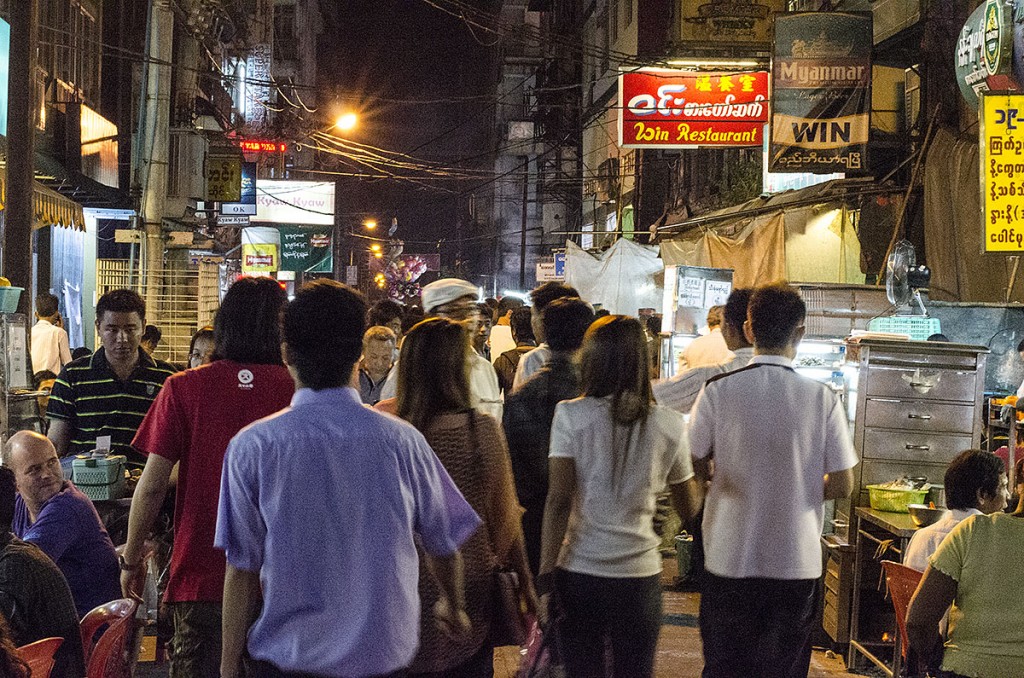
[981,93,1024,252]
[619,69,769,148]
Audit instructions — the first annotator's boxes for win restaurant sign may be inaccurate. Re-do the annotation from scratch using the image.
[769,12,872,174]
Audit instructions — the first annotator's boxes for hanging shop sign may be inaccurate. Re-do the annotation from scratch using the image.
[278,226,333,273]
[769,12,872,174]
[957,0,1017,108]
[618,69,769,149]
[979,92,1024,253]
[205,154,242,202]
[221,162,258,216]
[251,180,335,226]
[241,226,280,274]
[674,0,784,50]
[245,43,273,133]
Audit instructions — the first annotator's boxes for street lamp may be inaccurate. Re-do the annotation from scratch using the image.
[335,112,358,132]
[363,219,377,230]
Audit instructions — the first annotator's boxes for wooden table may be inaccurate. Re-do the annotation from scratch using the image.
[846,507,919,677]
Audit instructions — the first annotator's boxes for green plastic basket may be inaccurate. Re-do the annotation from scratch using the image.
[867,316,941,341]
[866,485,929,513]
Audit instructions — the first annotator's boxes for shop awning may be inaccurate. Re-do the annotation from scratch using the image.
[0,170,86,231]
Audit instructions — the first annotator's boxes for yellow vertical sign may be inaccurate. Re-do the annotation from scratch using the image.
[981,93,1024,252]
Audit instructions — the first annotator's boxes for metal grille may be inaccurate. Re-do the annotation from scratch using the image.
[96,259,221,366]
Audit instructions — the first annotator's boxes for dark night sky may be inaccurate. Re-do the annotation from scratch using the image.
[315,0,504,260]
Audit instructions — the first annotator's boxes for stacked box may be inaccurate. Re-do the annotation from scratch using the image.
[72,455,127,501]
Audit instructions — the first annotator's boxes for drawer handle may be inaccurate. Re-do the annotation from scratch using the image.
[905,444,931,451]
[908,414,933,420]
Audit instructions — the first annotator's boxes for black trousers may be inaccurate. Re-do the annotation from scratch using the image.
[699,573,817,678]
[555,569,662,678]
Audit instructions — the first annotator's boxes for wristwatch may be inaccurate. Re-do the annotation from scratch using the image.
[118,554,143,572]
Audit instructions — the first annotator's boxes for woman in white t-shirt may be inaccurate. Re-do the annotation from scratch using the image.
[537,315,700,678]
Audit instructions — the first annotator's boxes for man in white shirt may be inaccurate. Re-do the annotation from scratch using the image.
[653,290,753,415]
[688,283,858,678]
[511,282,580,391]
[903,449,1009,571]
[30,293,71,376]
[678,306,732,371]
[380,278,503,419]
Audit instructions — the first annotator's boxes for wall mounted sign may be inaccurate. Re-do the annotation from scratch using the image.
[250,180,335,226]
[980,92,1024,252]
[674,0,785,50]
[619,69,769,149]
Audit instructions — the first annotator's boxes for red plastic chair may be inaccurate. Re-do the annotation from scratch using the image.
[881,560,924,658]
[79,598,138,676]
[16,636,63,677]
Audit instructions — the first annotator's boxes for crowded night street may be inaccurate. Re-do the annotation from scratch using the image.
[1,1,1023,677]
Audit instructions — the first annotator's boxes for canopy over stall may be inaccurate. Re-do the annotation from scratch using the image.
[0,170,86,231]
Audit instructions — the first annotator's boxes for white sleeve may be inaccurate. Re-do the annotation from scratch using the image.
[823,394,858,474]
[666,413,695,484]
[687,384,714,461]
[548,403,575,459]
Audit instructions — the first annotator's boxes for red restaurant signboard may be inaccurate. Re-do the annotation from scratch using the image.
[618,69,770,149]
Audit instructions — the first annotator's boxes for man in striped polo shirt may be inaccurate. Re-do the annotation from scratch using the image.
[47,289,177,466]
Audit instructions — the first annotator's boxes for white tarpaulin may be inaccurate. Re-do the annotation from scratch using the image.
[564,238,663,315]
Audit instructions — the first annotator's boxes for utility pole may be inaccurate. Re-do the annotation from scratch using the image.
[136,0,174,314]
[2,0,38,314]
[519,165,529,289]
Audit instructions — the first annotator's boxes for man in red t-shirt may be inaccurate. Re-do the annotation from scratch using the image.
[121,278,294,676]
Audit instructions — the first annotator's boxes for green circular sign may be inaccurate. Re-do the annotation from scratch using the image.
[984,0,1003,76]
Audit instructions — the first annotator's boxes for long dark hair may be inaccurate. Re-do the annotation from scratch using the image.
[213,277,287,364]
[579,315,653,489]
[396,318,471,433]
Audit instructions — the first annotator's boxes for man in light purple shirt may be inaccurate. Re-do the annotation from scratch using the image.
[215,280,481,678]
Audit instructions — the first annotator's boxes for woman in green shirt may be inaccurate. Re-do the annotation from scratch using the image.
[907,484,1024,678]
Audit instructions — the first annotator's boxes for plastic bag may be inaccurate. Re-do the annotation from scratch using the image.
[517,620,565,678]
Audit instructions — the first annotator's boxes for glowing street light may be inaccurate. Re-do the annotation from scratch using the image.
[335,112,358,132]
[363,220,377,230]
[370,244,381,252]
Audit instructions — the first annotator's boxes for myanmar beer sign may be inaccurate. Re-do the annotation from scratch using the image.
[769,12,872,174]
[956,0,1015,108]
[618,69,769,149]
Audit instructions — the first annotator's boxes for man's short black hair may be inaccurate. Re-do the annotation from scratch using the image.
[215,277,287,364]
[530,282,580,313]
[141,325,162,344]
[748,284,805,350]
[96,289,146,322]
[36,293,59,318]
[283,280,366,390]
[722,288,753,332]
[0,467,15,532]
[509,306,534,344]
[368,299,403,327]
[495,296,524,321]
[544,298,594,352]
[945,449,1005,510]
